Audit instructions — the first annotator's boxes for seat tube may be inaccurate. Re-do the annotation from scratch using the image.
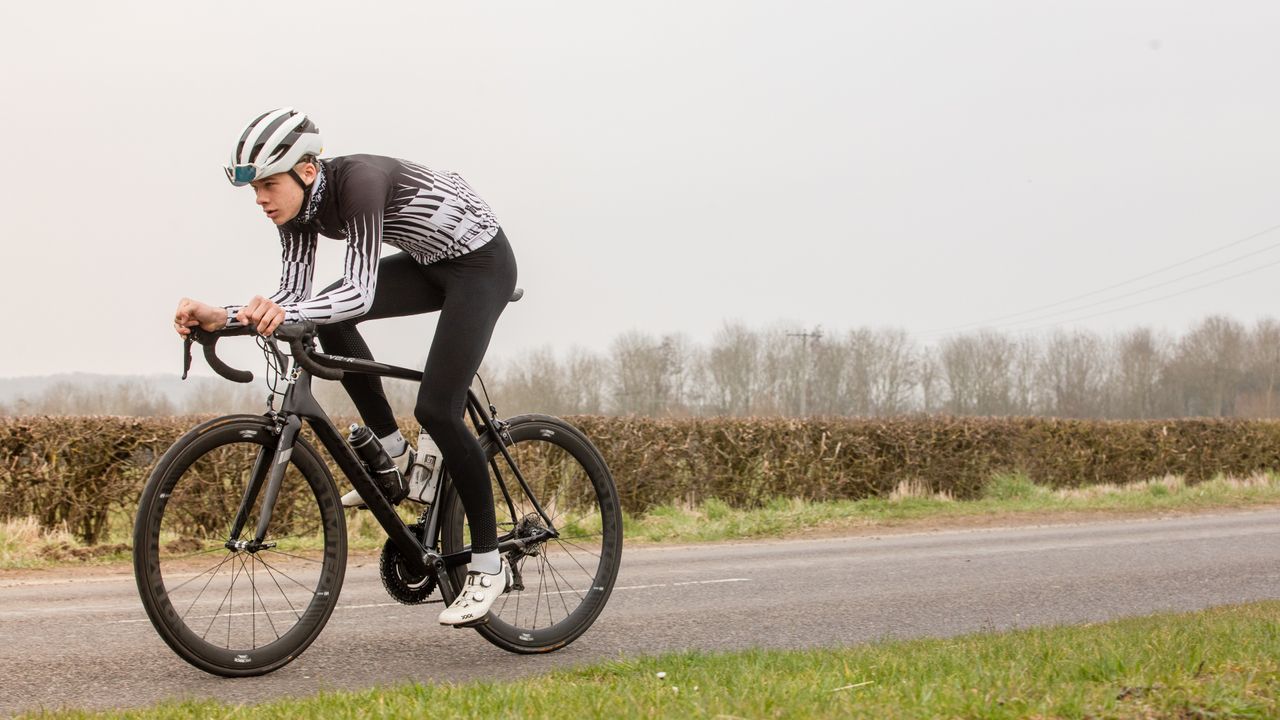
[252,414,303,545]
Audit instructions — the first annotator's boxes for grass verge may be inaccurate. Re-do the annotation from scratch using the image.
[5,472,1280,569]
[23,601,1280,719]
[624,471,1280,543]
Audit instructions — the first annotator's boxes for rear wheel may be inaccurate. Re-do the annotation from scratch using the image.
[440,414,622,653]
[132,414,346,677]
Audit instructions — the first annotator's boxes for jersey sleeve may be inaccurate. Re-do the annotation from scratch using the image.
[222,226,318,328]
[268,226,318,305]
[273,165,390,325]
[275,163,394,324]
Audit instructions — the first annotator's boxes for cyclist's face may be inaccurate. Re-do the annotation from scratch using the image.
[250,163,315,225]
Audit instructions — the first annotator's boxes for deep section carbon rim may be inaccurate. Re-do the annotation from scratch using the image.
[134,416,345,676]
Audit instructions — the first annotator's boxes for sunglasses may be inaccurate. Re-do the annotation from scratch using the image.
[224,164,261,185]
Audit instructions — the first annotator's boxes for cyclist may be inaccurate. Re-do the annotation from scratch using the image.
[172,108,518,627]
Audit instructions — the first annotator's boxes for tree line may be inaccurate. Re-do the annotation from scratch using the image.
[5,314,1280,420]
[492,315,1280,419]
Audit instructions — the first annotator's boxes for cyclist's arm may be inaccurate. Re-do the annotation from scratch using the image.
[222,226,319,328]
[174,297,228,336]
[267,164,392,325]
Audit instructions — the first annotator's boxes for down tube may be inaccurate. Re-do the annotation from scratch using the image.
[306,415,431,577]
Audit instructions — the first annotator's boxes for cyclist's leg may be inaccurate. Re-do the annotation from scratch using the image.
[415,230,518,557]
[315,252,440,436]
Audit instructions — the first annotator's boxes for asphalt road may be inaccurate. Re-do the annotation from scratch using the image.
[2,509,1278,715]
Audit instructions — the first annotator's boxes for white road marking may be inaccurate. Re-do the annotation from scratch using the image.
[97,577,753,624]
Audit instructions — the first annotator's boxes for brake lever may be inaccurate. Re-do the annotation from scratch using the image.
[267,336,290,376]
[181,336,194,380]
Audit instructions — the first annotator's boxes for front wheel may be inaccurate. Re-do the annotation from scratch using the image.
[132,414,347,677]
[440,414,623,653]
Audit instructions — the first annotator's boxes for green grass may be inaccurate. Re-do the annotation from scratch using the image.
[625,471,1280,543]
[6,472,1280,570]
[23,601,1280,719]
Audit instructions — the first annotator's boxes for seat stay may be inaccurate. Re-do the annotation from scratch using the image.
[467,395,556,531]
[464,396,522,524]
[488,428,556,529]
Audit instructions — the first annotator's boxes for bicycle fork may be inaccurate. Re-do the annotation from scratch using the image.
[225,414,302,553]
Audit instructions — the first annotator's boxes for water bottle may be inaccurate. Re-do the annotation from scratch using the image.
[407,431,444,504]
[348,424,407,503]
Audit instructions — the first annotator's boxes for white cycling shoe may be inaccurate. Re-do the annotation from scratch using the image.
[438,558,511,626]
[341,447,413,508]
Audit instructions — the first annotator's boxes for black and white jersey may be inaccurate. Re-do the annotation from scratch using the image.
[224,154,500,325]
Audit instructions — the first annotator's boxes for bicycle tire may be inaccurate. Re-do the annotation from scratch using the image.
[132,414,346,677]
[439,414,622,653]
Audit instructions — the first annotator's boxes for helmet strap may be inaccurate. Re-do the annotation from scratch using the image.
[287,168,309,190]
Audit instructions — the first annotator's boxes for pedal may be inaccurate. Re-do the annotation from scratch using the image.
[451,614,491,628]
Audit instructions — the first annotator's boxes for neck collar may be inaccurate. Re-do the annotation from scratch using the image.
[296,161,327,224]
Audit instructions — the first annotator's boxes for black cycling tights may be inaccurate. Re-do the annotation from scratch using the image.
[315,229,517,553]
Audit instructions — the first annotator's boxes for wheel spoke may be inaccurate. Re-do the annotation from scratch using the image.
[551,539,601,579]
[259,557,303,622]
[535,552,547,630]
[256,555,319,596]
[545,551,572,621]
[163,544,234,562]
[259,548,325,565]
[544,555,586,603]
[171,551,236,597]
[201,554,246,641]
[178,552,237,622]
[552,536,603,560]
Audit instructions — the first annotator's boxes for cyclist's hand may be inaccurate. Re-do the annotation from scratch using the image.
[236,295,286,336]
[174,298,227,337]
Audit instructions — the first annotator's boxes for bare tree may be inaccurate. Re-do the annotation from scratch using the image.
[609,331,683,415]
[1238,318,1280,418]
[810,330,862,416]
[918,347,941,413]
[705,322,761,416]
[562,347,610,415]
[867,328,919,415]
[491,346,568,415]
[1109,327,1169,418]
[755,325,802,416]
[1038,329,1107,418]
[939,330,1017,415]
[1167,315,1246,417]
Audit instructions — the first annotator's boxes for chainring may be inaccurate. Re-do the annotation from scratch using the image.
[378,518,438,604]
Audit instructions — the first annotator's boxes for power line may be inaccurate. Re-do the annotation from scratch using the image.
[923,221,1280,336]
[963,237,1280,334]
[1008,254,1280,334]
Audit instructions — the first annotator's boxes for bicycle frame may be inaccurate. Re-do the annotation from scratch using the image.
[226,350,558,580]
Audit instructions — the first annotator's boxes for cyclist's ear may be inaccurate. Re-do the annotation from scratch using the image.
[295,157,318,186]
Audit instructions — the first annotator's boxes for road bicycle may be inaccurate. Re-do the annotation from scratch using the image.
[132,303,622,677]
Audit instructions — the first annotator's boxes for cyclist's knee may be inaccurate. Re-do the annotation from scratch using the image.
[414,400,459,438]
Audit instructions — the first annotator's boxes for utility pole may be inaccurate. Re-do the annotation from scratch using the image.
[787,327,823,416]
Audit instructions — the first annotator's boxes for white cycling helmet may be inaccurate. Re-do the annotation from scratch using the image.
[225,107,323,186]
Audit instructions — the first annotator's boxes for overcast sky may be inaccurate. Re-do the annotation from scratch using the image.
[3,1,1280,378]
